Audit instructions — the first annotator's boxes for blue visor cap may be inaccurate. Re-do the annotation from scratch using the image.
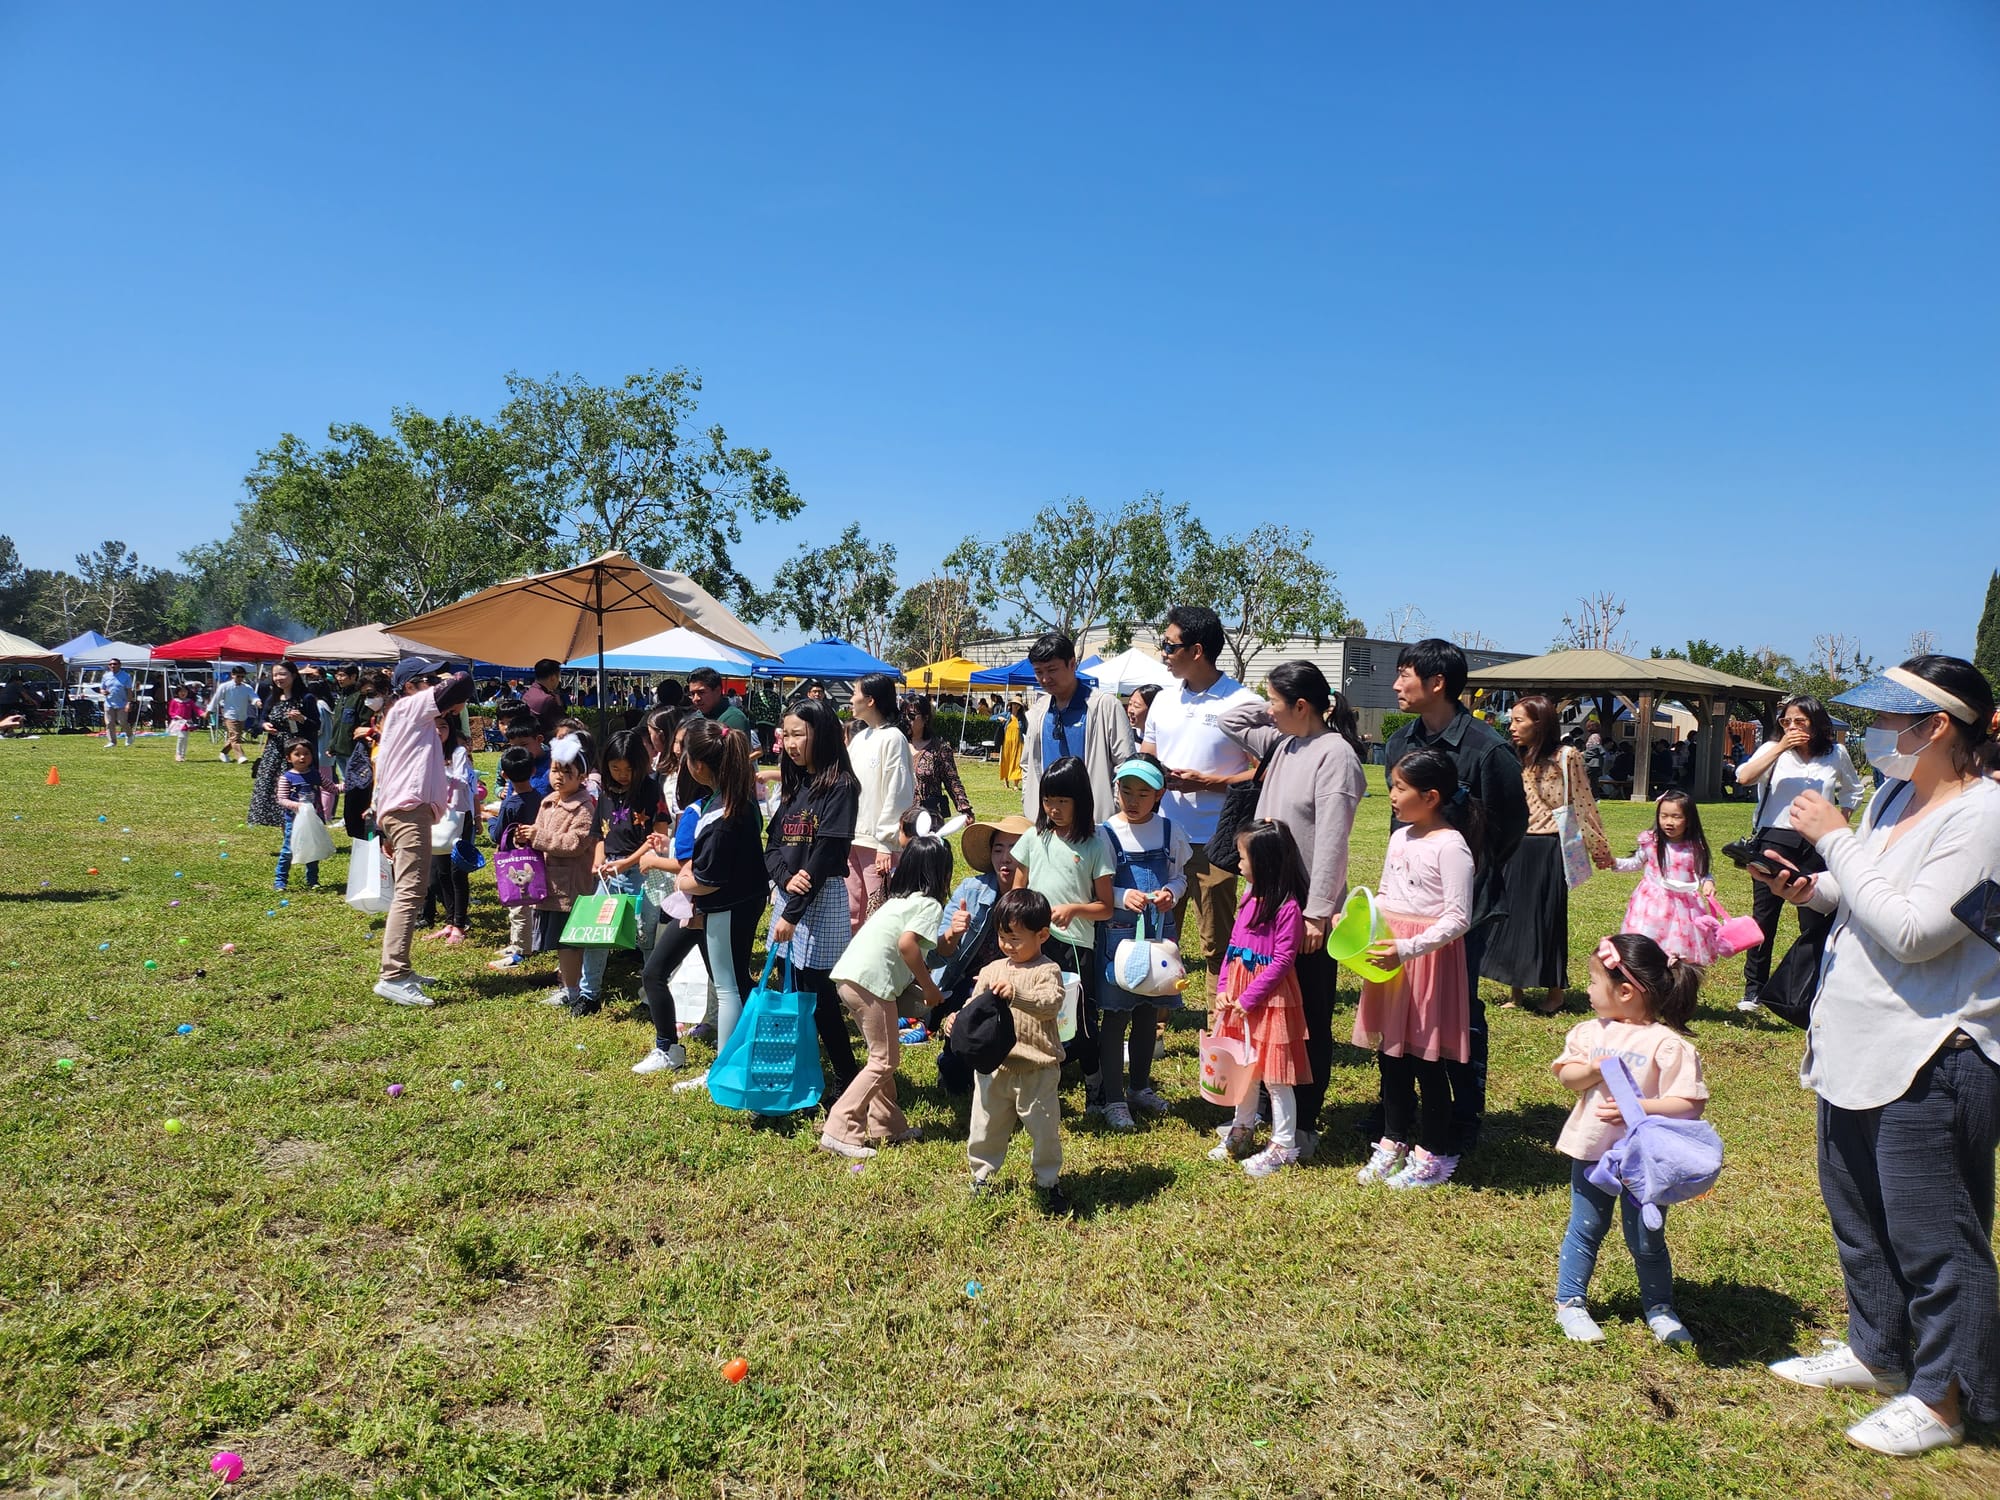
[1832,670,1967,721]
[1113,758,1165,791]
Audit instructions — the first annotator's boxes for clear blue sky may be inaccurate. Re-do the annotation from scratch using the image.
[2,2,1995,662]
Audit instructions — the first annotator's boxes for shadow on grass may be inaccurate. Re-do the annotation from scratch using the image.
[0,888,119,903]
[1067,1161,1177,1218]
[1597,1277,1813,1368]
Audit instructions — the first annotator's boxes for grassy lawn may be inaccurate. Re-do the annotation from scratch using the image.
[4,733,1997,1499]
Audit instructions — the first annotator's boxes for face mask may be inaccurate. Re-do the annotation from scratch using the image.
[365,696,384,710]
[1863,716,1935,780]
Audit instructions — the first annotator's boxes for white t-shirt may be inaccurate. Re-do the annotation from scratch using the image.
[1102,813,1192,908]
[1142,674,1262,843]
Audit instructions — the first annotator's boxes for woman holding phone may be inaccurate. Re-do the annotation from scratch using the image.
[1757,656,2000,1457]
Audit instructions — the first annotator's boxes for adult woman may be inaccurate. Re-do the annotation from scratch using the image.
[1761,657,2000,1457]
[998,701,1026,788]
[904,695,974,824]
[1220,660,1368,1159]
[845,673,914,930]
[1481,694,1612,1015]
[766,698,862,1094]
[1733,693,1864,1010]
[1125,683,1161,738]
[249,661,321,830]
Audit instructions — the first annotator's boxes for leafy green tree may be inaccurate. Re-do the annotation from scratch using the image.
[888,572,987,669]
[502,369,802,614]
[1179,522,1359,681]
[73,541,151,639]
[0,536,31,636]
[169,519,296,636]
[762,523,899,657]
[950,494,1192,645]
[1976,569,2000,693]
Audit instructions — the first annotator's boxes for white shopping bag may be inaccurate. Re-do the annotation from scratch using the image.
[670,946,713,1026]
[290,803,335,865]
[344,835,394,915]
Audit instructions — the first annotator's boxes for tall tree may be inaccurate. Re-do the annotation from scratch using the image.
[73,541,151,639]
[762,524,899,658]
[1377,604,1429,642]
[1553,591,1632,653]
[502,369,802,614]
[950,493,1191,645]
[888,572,986,669]
[0,536,31,636]
[1181,523,1359,681]
[171,519,298,636]
[1976,569,2000,693]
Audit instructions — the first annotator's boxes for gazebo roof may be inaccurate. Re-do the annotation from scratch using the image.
[1466,648,1781,703]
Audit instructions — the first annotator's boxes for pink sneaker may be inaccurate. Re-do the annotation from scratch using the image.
[1386,1146,1459,1190]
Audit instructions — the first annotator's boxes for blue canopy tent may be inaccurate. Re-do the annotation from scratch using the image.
[55,629,111,658]
[969,656,1095,687]
[568,626,773,676]
[750,636,901,682]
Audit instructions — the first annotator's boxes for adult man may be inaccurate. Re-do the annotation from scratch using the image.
[372,656,474,1008]
[521,658,565,739]
[1382,639,1529,1153]
[100,658,135,748]
[688,667,755,742]
[1020,632,1132,822]
[206,666,258,763]
[1140,605,1261,969]
[328,663,365,762]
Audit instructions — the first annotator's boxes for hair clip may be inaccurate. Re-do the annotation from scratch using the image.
[1595,937,1621,971]
[912,811,970,841]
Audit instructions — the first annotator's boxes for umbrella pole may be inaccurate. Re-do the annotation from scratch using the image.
[594,570,607,747]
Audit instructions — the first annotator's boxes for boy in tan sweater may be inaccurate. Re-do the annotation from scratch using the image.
[968,887,1071,1214]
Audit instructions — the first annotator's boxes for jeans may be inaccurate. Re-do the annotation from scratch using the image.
[704,903,762,1051]
[581,871,646,1001]
[275,812,319,889]
[1557,1158,1676,1309]
[1446,922,1492,1136]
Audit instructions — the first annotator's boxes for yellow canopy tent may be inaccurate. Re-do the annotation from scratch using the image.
[906,657,986,694]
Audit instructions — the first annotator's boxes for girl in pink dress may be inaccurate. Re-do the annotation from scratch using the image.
[1354,748,1479,1191]
[1613,791,1720,966]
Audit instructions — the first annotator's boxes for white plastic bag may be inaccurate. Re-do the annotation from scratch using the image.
[289,803,335,865]
[345,834,393,914]
[669,946,713,1026]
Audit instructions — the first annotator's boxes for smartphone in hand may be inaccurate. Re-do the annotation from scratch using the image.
[1952,879,2000,955]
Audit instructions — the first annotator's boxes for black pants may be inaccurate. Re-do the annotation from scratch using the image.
[1818,1043,2000,1424]
[342,781,373,839]
[1097,1003,1157,1109]
[800,963,860,1093]
[1382,1050,1454,1156]
[424,858,469,929]
[642,921,710,1052]
[1445,922,1491,1141]
[1745,877,1834,997]
[1292,946,1338,1135]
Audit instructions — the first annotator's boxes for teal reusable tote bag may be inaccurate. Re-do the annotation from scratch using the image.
[707,949,825,1113]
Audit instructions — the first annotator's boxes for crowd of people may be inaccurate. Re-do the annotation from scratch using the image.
[98,617,2000,1460]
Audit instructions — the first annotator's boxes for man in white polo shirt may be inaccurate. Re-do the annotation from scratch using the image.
[1141,605,1261,972]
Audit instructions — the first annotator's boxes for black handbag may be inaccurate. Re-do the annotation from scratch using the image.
[1203,759,1269,875]
[1756,925,1827,1029]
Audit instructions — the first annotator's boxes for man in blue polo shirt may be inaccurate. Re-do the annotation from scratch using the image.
[100,657,135,748]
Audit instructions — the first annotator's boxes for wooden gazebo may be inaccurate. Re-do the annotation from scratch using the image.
[1466,649,1783,801]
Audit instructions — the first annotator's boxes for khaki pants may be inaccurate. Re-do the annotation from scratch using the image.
[223,717,244,759]
[1173,845,1240,971]
[969,1065,1063,1187]
[824,981,909,1146]
[377,809,435,982]
[103,705,129,743]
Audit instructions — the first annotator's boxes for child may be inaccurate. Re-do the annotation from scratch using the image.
[1551,933,1707,1345]
[1095,754,1189,1129]
[1614,790,1720,966]
[1210,819,1313,1177]
[487,746,545,971]
[421,713,478,945]
[554,719,601,802]
[1011,754,1114,1102]
[821,835,954,1158]
[675,717,768,1053]
[1354,747,1482,1191]
[580,729,669,1006]
[522,737,602,1012]
[967,887,1072,1215]
[167,687,199,762]
[273,737,325,891]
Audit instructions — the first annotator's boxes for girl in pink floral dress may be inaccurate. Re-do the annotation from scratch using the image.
[1614,791,1720,966]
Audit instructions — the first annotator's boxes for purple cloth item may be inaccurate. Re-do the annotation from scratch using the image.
[493,825,549,907]
[1586,1054,1724,1230]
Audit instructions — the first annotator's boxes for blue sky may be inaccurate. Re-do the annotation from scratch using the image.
[2,2,1995,662]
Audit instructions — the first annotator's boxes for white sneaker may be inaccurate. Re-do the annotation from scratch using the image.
[818,1132,876,1160]
[1356,1138,1409,1185]
[374,978,434,1007]
[1128,1087,1169,1116]
[1736,997,1761,1013]
[671,1069,710,1093]
[1556,1302,1605,1343]
[1102,1103,1136,1131]
[1845,1394,1964,1456]
[539,988,573,1007]
[1386,1146,1459,1190]
[1768,1342,1909,1394]
[1645,1306,1693,1345]
[218,751,229,763]
[1243,1144,1298,1178]
[631,1045,686,1075]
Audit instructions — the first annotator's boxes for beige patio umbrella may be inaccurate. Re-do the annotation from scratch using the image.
[391,552,781,735]
[288,622,452,663]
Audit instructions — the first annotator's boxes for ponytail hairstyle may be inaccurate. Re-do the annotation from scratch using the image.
[1652,789,1711,877]
[682,716,755,821]
[1238,819,1311,927]
[889,834,954,904]
[1266,660,1367,762]
[1600,932,1702,1034]
[780,697,855,799]
[1328,689,1366,763]
[1894,655,1997,780]
[854,672,900,726]
[1390,746,1486,867]
[1510,693,1563,770]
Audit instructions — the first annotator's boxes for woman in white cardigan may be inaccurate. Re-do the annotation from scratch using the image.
[1758,657,2000,1458]
[844,672,914,933]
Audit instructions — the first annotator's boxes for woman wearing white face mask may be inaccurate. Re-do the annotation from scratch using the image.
[1758,656,2000,1457]
[1733,693,1864,1011]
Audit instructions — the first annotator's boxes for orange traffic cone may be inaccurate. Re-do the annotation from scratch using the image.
[46,766,60,786]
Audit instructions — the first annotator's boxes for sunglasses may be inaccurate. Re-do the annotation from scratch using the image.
[1158,639,1190,656]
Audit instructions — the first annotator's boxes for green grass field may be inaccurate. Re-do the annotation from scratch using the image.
[3,734,1995,1498]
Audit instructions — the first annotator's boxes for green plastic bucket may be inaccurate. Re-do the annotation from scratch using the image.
[1325,886,1402,984]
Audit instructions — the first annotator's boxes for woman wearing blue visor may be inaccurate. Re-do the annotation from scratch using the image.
[1760,655,2000,1456]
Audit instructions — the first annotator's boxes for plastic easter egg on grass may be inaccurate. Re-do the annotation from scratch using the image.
[220,943,236,954]
[492,1080,506,1092]
[451,1079,465,1092]
[721,1357,749,1384]
[98,815,107,823]
[169,899,181,908]
[173,871,184,878]
[279,899,289,907]
[97,942,110,951]
[387,1083,404,1098]
[218,852,228,860]
[176,1023,193,1035]
[121,826,130,833]
[163,1119,184,1135]
[120,856,130,863]
[86,867,98,876]
[965,1280,982,1298]
[210,1451,244,1484]
[144,960,157,971]
[55,1058,74,1073]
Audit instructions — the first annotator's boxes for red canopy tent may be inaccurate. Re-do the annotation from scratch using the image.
[151,625,297,663]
